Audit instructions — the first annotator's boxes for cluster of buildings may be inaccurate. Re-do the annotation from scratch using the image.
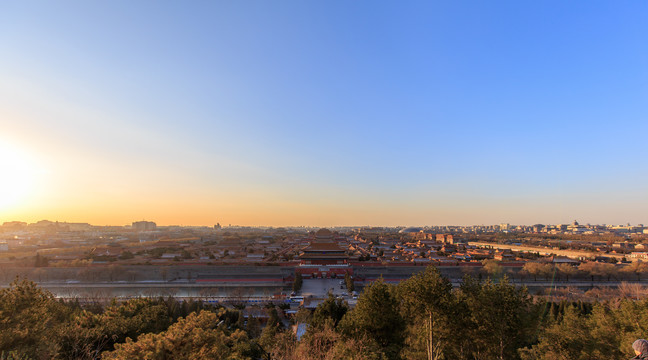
[3,221,648,304]
[391,221,647,236]
[1,219,647,271]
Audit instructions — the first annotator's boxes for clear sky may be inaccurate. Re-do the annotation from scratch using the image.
[1,1,646,227]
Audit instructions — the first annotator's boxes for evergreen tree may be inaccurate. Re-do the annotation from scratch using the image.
[293,273,303,293]
[396,266,454,360]
[246,315,261,338]
[460,276,537,360]
[103,311,261,359]
[0,278,70,359]
[519,305,592,360]
[311,293,348,329]
[345,272,355,292]
[339,279,405,360]
[56,297,174,358]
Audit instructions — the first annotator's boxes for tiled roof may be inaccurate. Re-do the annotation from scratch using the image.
[300,253,348,259]
[304,242,344,252]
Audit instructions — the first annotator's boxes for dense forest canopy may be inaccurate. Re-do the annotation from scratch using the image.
[0,267,646,359]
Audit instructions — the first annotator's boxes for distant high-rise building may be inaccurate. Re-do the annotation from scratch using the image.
[132,221,156,231]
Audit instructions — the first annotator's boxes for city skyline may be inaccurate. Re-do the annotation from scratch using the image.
[1,2,647,226]
[1,218,645,229]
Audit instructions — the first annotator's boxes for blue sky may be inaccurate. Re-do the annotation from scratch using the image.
[0,1,646,226]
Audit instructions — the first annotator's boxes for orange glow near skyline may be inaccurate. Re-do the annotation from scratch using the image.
[1,2,647,227]
[1,125,646,227]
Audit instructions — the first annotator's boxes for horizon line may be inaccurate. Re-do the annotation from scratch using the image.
[1,219,643,228]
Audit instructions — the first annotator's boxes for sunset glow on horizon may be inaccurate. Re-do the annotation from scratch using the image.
[1,2,647,227]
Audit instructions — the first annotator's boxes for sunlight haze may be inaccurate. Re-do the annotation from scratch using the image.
[1,1,647,226]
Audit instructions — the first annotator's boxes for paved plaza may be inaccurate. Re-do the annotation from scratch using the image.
[300,278,350,298]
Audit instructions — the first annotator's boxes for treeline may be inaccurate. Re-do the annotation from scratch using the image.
[477,260,648,283]
[0,268,646,359]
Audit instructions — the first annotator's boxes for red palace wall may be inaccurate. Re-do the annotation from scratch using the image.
[296,267,352,278]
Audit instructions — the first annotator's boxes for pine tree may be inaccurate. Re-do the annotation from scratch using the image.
[293,273,303,293]
[311,293,348,329]
[339,279,404,360]
[396,266,454,360]
[344,272,355,292]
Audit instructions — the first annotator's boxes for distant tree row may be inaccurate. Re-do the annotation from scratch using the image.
[519,261,648,282]
[477,260,648,283]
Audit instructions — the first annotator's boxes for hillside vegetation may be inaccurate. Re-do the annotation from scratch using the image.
[0,267,645,359]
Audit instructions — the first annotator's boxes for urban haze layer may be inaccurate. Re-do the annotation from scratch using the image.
[1,219,647,304]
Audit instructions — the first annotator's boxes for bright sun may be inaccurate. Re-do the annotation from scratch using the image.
[0,141,39,211]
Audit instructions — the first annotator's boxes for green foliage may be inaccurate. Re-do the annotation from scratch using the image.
[293,272,303,292]
[397,265,455,360]
[10,266,648,360]
[103,311,261,360]
[345,272,355,292]
[0,278,71,359]
[521,299,648,360]
[246,314,261,338]
[266,306,283,329]
[339,279,405,360]
[459,276,537,360]
[294,307,312,325]
[311,293,348,329]
[521,305,597,360]
[55,297,223,359]
[259,307,284,354]
[56,297,174,358]
[0,352,30,360]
